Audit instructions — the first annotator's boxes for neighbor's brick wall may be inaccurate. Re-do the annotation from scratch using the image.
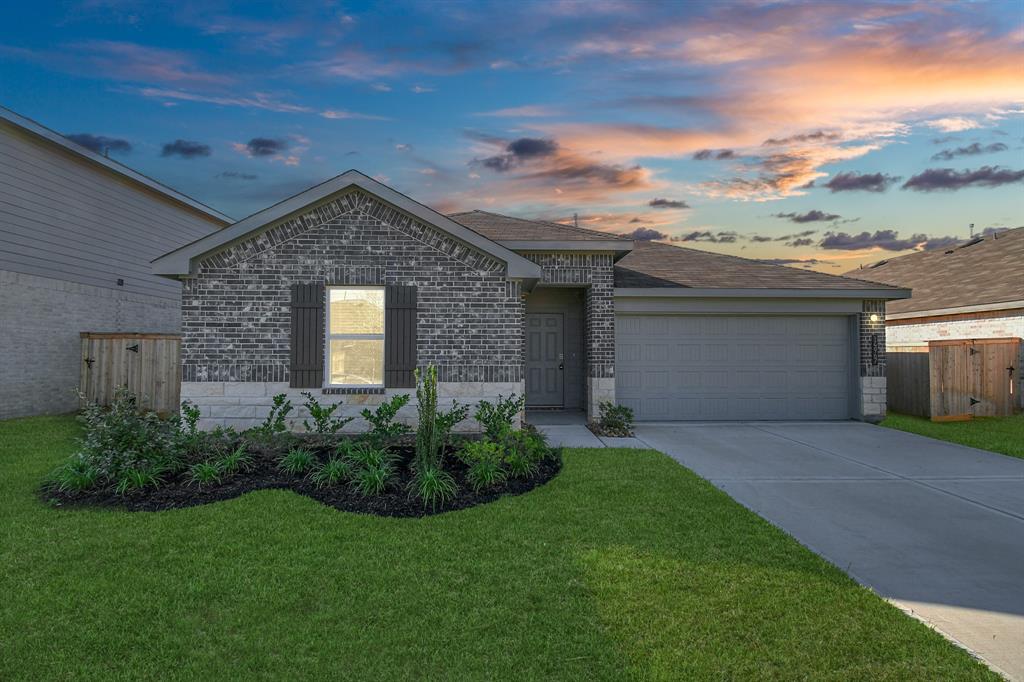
[859,299,887,421]
[181,189,525,386]
[887,311,1024,408]
[0,269,180,419]
[522,252,615,419]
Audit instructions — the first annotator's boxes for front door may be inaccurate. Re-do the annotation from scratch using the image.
[526,313,564,407]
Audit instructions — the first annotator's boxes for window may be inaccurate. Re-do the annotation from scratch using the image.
[326,286,385,387]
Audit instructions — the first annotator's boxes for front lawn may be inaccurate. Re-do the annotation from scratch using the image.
[1,416,996,680]
[882,412,1024,460]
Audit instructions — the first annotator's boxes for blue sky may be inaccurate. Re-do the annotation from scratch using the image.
[1,0,1022,272]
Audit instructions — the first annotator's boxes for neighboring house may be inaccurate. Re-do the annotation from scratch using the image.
[0,106,230,419]
[848,227,1024,407]
[152,170,907,430]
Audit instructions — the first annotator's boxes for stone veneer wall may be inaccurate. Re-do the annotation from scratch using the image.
[180,189,526,430]
[522,252,616,420]
[859,299,887,421]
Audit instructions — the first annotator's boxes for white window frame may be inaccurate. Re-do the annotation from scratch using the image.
[324,285,386,389]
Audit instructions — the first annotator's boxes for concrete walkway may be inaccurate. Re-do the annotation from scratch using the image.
[634,422,1024,680]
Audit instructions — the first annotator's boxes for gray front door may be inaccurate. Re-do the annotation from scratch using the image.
[526,313,564,407]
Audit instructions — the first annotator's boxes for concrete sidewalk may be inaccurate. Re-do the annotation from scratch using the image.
[634,421,1024,680]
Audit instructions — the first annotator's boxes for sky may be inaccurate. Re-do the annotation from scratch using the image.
[1,0,1022,273]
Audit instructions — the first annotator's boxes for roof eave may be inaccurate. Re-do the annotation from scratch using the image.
[501,239,634,260]
[151,170,543,280]
[0,105,232,225]
[886,299,1024,320]
[614,287,912,299]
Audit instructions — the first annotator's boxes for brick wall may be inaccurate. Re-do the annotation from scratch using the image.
[182,188,525,386]
[0,269,180,419]
[859,299,888,421]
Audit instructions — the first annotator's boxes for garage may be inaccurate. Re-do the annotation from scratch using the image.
[616,314,854,421]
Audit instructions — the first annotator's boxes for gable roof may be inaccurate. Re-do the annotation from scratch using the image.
[844,227,1024,316]
[0,104,232,225]
[615,241,909,297]
[449,210,633,254]
[152,170,543,280]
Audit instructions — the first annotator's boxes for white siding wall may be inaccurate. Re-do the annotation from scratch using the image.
[0,121,224,418]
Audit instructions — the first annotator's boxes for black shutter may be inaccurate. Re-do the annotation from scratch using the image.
[289,283,324,388]
[385,285,417,388]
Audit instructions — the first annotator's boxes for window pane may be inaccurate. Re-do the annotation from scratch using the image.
[329,339,384,385]
[329,288,384,334]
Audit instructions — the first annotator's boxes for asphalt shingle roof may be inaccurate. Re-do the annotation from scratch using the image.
[448,210,622,241]
[843,227,1024,314]
[614,241,903,290]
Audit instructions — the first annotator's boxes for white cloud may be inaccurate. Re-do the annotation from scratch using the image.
[923,116,981,132]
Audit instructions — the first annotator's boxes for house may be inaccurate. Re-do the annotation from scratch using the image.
[152,170,908,430]
[0,106,230,419]
[848,227,1023,409]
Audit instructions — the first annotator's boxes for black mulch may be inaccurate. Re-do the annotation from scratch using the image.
[42,444,563,518]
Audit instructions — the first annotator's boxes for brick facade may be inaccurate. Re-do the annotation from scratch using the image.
[859,299,888,421]
[182,189,524,387]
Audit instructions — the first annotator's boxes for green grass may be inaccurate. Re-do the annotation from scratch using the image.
[1,416,997,681]
[882,412,1024,460]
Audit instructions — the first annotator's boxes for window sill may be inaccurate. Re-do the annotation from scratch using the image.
[322,387,386,395]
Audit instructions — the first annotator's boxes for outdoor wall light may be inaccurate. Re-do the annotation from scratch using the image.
[869,313,880,323]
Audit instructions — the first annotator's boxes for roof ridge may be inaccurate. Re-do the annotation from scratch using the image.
[450,208,621,240]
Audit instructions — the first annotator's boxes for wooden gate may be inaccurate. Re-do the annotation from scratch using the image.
[929,338,1019,419]
[80,332,181,414]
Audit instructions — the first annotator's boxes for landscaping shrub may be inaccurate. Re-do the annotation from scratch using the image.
[359,394,411,448]
[188,461,223,487]
[410,365,468,505]
[248,394,294,442]
[474,394,525,441]
[409,466,458,508]
[310,456,352,488]
[345,442,398,496]
[216,443,253,474]
[457,440,508,492]
[46,388,184,495]
[278,447,316,475]
[591,401,634,437]
[301,392,354,436]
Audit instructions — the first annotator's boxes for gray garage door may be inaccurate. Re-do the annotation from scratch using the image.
[616,315,852,421]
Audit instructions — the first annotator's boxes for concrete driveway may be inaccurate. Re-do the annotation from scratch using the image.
[634,422,1024,680]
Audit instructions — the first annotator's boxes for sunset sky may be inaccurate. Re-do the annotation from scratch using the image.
[2,0,1022,272]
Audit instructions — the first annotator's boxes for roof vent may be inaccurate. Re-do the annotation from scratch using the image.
[868,259,888,268]
[957,237,984,250]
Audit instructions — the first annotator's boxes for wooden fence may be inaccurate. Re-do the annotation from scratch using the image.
[80,332,181,414]
[886,338,1020,419]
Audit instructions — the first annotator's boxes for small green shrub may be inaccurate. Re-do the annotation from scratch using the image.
[474,394,525,441]
[413,365,468,473]
[351,461,395,496]
[216,443,253,474]
[189,461,223,487]
[301,392,354,435]
[359,394,411,447]
[457,439,508,491]
[594,401,634,437]
[310,456,352,488]
[48,454,100,492]
[278,447,316,475]
[503,449,539,479]
[410,466,458,508]
[250,394,294,441]
[114,465,166,495]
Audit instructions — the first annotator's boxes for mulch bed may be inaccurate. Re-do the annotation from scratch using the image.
[42,444,563,518]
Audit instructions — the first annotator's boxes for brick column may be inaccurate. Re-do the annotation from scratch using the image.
[859,299,887,422]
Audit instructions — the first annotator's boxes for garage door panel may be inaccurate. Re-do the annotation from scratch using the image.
[617,314,851,421]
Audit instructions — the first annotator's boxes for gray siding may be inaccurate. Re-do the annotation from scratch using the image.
[0,120,223,301]
[0,120,224,419]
